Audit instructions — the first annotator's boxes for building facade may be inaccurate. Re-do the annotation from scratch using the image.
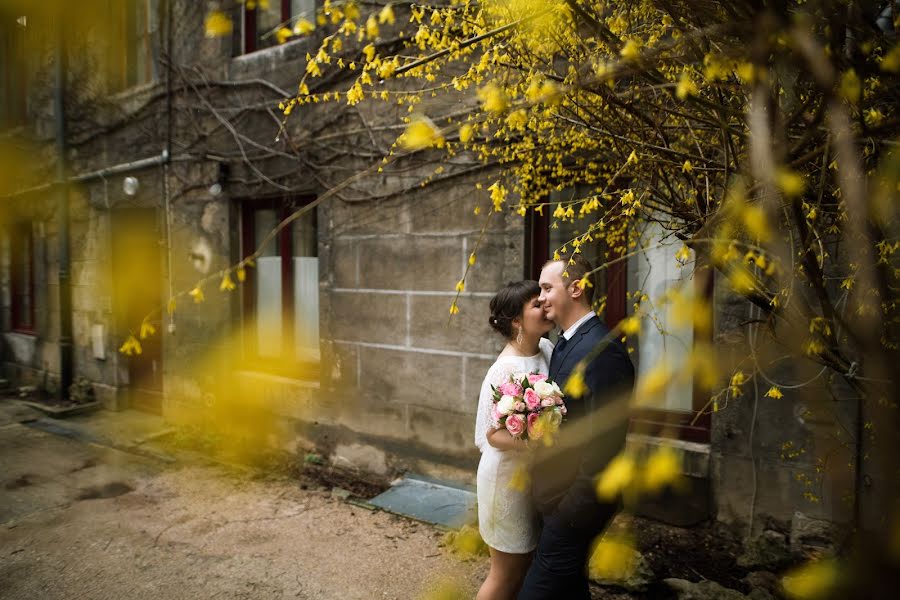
[0,1,856,540]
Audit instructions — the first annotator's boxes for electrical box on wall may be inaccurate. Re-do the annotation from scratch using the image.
[91,324,106,360]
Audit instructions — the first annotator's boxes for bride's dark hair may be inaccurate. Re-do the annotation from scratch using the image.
[488,280,541,339]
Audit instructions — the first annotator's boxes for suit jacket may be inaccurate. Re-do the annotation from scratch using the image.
[531,315,635,523]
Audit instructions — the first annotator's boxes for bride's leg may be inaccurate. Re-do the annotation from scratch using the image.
[477,547,533,600]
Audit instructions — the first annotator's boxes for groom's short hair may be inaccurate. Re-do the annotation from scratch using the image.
[545,253,595,305]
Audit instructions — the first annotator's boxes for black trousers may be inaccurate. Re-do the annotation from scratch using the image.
[517,500,618,600]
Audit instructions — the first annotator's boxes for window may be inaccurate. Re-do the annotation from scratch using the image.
[527,195,711,442]
[626,220,712,442]
[241,198,319,372]
[9,223,35,333]
[110,1,159,91]
[237,0,316,54]
[0,13,28,128]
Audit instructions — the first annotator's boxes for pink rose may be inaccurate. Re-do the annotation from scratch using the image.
[498,381,523,397]
[514,401,526,413]
[523,388,542,411]
[527,412,543,439]
[505,413,525,437]
[527,373,548,384]
[541,398,556,408]
[554,395,564,405]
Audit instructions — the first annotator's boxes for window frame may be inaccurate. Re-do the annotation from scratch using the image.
[240,197,319,377]
[527,206,711,443]
[110,0,159,92]
[1,13,28,129]
[9,222,36,334]
[240,0,315,55]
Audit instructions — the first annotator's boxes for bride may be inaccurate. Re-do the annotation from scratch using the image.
[475,280,554,600]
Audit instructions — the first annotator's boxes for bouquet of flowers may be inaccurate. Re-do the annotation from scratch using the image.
[491,371,567,442]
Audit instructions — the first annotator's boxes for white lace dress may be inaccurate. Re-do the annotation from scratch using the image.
[474,338,553,554]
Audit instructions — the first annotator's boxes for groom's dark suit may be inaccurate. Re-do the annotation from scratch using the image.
[518,315,634,600]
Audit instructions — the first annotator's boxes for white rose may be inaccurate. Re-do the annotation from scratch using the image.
[550,381,562,396]
[497,395,516,415]
[533,380,555,398]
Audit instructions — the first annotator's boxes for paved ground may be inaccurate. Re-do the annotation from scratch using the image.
[0,401,486,599]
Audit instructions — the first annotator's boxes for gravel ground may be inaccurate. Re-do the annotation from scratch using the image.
[0,403,487,600]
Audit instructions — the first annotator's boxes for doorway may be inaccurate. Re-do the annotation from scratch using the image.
[111,208,163,414]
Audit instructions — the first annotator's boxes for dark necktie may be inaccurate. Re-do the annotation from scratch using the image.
[550,334,568,375]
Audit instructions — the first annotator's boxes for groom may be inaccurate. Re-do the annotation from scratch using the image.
[518,253,635,600]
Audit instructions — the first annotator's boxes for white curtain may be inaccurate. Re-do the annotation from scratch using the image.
[632,222,695,411]
[293,257,319,360]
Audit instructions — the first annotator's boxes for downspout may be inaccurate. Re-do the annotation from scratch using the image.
[54,18,73,401]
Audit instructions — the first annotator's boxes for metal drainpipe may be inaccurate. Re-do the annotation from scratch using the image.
[54,22,73,401]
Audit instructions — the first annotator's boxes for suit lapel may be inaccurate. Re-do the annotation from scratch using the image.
[551,316,600,377]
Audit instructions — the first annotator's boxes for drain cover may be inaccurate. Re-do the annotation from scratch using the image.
[368,474,476,529]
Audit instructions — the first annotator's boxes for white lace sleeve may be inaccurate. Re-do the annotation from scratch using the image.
[474,362,517,452]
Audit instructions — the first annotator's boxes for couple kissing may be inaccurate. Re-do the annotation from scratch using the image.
[474,253,635,600]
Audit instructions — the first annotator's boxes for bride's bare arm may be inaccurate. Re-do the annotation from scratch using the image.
[486,427,528,451]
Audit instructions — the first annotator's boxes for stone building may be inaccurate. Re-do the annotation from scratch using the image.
[0,1,854,542]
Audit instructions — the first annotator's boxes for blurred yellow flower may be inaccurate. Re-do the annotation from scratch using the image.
[220,272,236,291]
[139,319,156,340]
[293,18,315,35]
[508,464,530,493]
[675,72,698,99]
[837,69,861,104]
[204,11,233,38]
[399,116,444,150]
[275,27,292,45]
[781,559,839,600]
[459,124,474,143]
[621,316,640,335]
[119,335,143,356]
[765,386,783,399]
[378,4,396,25]
[564,369,587,398]
[365,15,379,39]
[477,83,509,114]
[620,39,641,61]
[642,446,682,493]
[776,168,807,198]
[588,534,637,581]
[189,287,205,303]
[449,301,459,315]
[595,452,636,501]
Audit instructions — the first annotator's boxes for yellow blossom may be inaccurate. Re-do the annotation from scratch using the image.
[378,4,396,25]
[508,464,530,493]
[488,181,507,212]
[881,44,900,72]
[220,272,236,291]
[620,316,640,335]
[620,39,641,61]
[204,11,233,38]
[455,280,465,293]
[362,43,376,62]
[576,276,593,290]
[365,15,379,39]
[293,18,315,35]
[275,27,292,45]
[765,386,783,399]
[682,160,693,173]
[742,204,771,242]
[139,320,156,340]
[595,453,636,501]
[477,83,508,114]
[675,72,698,99]
[564,369,587,398]
[837,69,861,104]
[399,116,444,150]
[675,245,691,264]
[119,335,143,356]
[642,446,683,493]
[459,124,473,143]
[781,559,839,600]
[776,169,807,198]
[468,253,476,266]
[449,301,459,315]
[588,534,637,581]
[626,150,639,165]
[189,287,205,303]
